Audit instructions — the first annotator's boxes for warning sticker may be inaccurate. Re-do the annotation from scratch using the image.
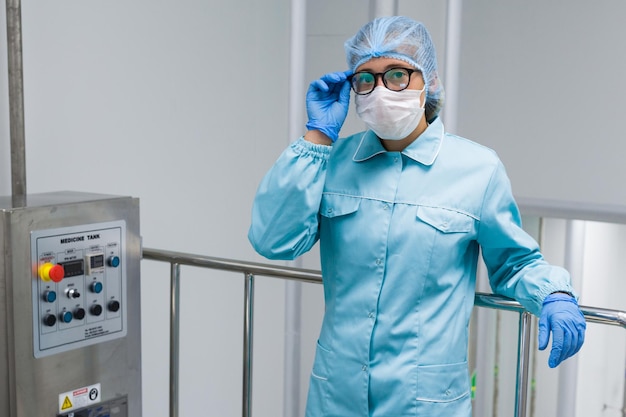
[61,396,73,410]
[58,383,101,413]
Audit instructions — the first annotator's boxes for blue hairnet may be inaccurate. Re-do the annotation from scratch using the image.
[345,16,444,122]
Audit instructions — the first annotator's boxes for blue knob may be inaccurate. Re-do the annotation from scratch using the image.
[43,290,57,303]
[91,281,103,294]
[108,256,120,268]
[60,311,73,323]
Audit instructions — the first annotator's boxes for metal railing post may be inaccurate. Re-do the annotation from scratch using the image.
[515,312,532,417]
[170,263,181,417]
[242,273,255,417]
[6,0,28,206]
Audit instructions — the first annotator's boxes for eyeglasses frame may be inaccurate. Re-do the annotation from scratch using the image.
[348,67,421,95]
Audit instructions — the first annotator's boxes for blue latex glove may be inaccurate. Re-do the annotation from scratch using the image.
[538,293,586,368]
[305,70,352,142]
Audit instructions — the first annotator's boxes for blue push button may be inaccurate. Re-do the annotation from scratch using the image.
[43,290,57,303]
[60,311,73,323]
[108,256,120,268]
[91,281,103,294]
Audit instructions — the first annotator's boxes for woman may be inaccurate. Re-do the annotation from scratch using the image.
[249,15,585,417]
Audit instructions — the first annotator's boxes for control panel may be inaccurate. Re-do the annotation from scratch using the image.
[31,220,127,358]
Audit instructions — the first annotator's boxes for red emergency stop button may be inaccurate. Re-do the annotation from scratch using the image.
[39,262,65,283]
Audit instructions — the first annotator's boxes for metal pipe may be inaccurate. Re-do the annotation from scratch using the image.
[369,0,398,18]
[242,273,255,417]
[579,305,626,329]
[283,280,301,417]
[528,216,546,417]
[623,350,626,417]
[493,312,501,417]
[443,0,464,133]
[473,293,525,314]
[287,0,306,145]
[472,260,496,417]
[169,263,181,417]
[473,291,626,329]
[557,220,586,417]
[142,248,323,283]
[515,312,532,417]
[6,0,27,204]
[286,0,307,414]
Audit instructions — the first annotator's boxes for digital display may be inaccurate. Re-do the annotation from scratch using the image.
[60,260,84,277]
[90,254,104,269]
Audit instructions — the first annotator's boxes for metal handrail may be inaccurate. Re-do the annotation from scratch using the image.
[142,247,626,417]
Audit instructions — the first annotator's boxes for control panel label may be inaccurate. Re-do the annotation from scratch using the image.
[31,220,127,358]
[58,383,101,413]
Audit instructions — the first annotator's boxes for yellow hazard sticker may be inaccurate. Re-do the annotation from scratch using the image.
[61,396,73,410]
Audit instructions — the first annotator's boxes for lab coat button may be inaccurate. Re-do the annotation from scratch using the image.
[368,312,374,318]
[375,259,382,265]
[445,389,451,396]
[361,365,368,372]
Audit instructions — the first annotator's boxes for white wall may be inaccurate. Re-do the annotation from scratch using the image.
[455,0,626,207]
[576,221,626,416]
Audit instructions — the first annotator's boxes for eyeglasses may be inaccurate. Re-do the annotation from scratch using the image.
[349,67,420,95]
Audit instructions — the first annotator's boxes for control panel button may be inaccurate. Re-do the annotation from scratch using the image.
[90,304,103,316]
[90,281,103,294]
[43,314,57,327]
[108,300,120,312]
[60,311,73,324]
[74,308,86,320]
[108,256,120,268]
[43,290,57,303]
[38,262,65,283]
[66,288,81,299]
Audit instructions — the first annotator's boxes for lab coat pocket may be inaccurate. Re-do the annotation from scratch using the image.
[415,361,471,415]
[320,193,361,219]
[416,206,475,234]
[320,194,362,253]
[307,341,333,416]
[310,340,332,381]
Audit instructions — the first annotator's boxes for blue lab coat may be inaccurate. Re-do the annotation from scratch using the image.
[248,118,574,417]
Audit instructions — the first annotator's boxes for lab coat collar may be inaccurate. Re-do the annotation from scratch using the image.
[353,118,444,166]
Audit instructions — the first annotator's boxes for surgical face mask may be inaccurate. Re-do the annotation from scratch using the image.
[354,86,425,140]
